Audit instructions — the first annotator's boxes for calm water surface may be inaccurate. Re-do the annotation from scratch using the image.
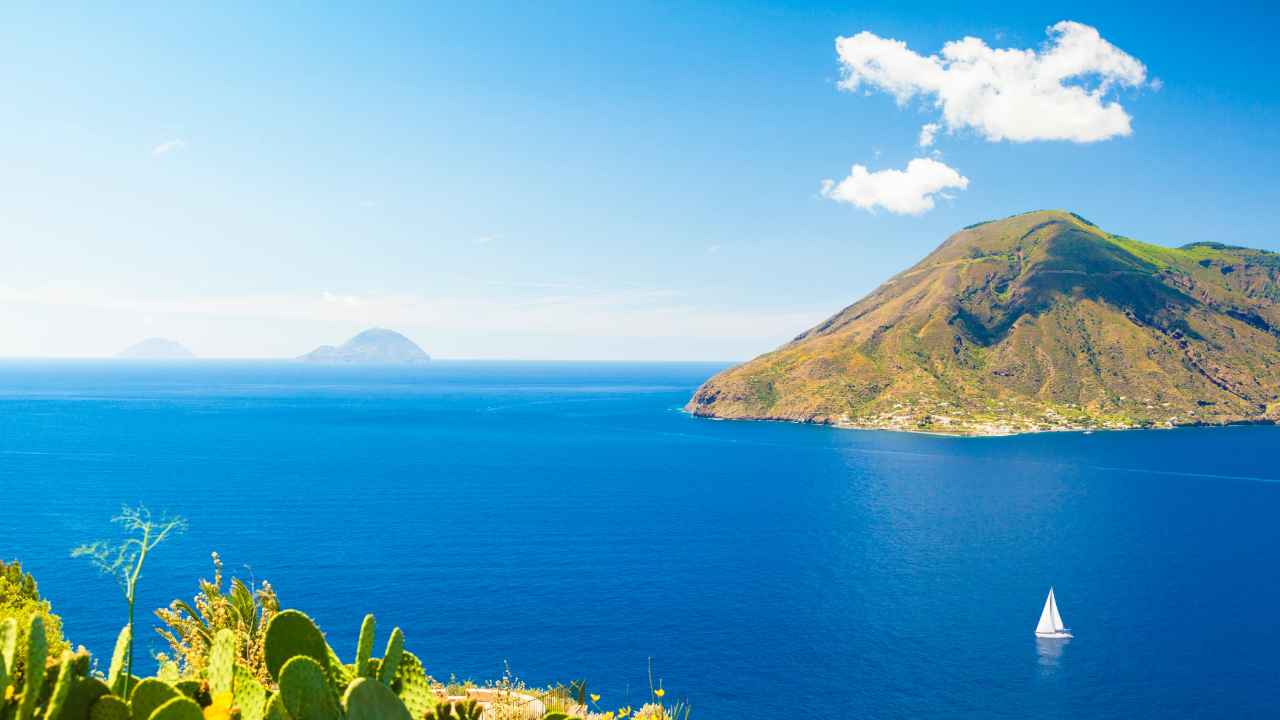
[1,360,1277,718]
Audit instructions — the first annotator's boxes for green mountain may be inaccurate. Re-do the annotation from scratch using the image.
[687,210,1280,435]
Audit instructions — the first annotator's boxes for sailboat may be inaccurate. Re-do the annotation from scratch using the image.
[1035,587,1072,638]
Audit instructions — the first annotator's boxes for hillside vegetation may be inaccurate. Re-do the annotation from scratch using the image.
[688,210,1280,435]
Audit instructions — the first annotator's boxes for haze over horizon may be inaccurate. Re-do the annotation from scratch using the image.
[4,2,1278,360]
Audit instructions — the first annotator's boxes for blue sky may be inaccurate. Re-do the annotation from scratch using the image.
[2,1,1276,359]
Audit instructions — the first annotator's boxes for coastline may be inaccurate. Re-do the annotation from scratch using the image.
[683,408,1279,438]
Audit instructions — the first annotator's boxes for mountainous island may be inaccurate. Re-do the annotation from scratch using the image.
[116,337,195,359]
[299,327,431,364]
[688,210,1280,435]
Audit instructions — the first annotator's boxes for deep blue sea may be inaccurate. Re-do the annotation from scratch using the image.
[2,360,1278,718]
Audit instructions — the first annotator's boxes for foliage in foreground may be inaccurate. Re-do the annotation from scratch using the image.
[3,508,688,720]
[0,606,685,720]
[0,561,69,687]
[72,506,187,688]
[154,553,280,687]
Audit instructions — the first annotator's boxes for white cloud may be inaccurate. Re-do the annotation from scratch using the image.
[152,139,186,155]
[836,21,1148,144]
[821,158,969,215]
[918,122,941,147]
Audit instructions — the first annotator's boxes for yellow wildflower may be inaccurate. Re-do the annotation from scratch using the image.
[203,691,235,720]
[617,706,632,718]
[3,685,14,702]
[653,688,665,698]
[590,693,601,703]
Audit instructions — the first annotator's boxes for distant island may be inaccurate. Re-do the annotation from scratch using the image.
[688,210,1280,436]
[116,337,195,359]
[299,327,430,364]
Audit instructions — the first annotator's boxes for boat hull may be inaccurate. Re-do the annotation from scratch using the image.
[1035,631,1073,639]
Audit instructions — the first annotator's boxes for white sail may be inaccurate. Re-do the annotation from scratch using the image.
[1035,587,1072,637]
[1035,589,1057,634]
[1049,589,1065,631]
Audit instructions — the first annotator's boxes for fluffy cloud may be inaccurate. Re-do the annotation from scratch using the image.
[821,158,969,215]
[836,21,1148,144]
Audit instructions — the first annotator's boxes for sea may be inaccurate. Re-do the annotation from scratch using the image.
[1,360,1276,718]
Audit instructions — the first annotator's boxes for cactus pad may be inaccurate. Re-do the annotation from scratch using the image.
[52,677,111,720]
[264,611,329,682]
[264,693,292,720]
[0,617,16,689]
[377,628,404,685]
[86,695,130,720]
[106,625,131,696]
[43,657,76,720]
[355,615,376,678]
[17,616,48,720]
[233,664,267,720]
[392,651,434,718]
[129,678,179,720]
[147,696,205,720]
[342,677,413,720]
[278,656,340,720]
[207,629,237,695]
[425,699,484,720]
[324,645,355,693]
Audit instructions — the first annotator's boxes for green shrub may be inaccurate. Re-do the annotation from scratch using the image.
[0,559,70,683]
[155,551,280,686]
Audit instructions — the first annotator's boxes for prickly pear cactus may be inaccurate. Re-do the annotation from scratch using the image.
[233,664,267,720]
[355,614,376,678]
[342,677,412,720]
[377,628,403,685]
[278,656,340,720]
[148,696,205,720]
[207,629,237,695]
[324,645,355,693]
[42,657,76,720]
[392,651,434,718]
[264,611,329,682]
[127,678,178,720]
[105,625,131,697]
[16,616,47,720]
[263,693,291,720]
[86,694,130,720]
[425,699,484,720]
[0,617,16,691]
[52,676,110,720]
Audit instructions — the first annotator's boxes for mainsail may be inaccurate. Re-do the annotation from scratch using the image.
[1049,590,1065,631]
[1035,587,1069,636]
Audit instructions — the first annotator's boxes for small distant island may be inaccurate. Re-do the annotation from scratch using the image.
[299,327,431,364]
[688,210,1280,436]
[116,337,195,359]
